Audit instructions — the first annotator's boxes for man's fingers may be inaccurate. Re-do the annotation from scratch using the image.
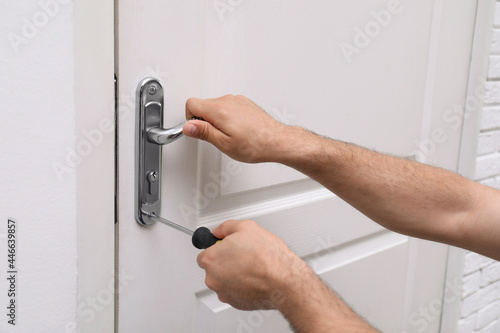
[185,96,225,124]
[197,221,244,268]
[185,97,207,120]
[212,220,255,239]
[197,251,211,269]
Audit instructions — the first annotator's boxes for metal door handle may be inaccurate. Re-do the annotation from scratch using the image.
[148,122,184,145]
[135,77,185,226]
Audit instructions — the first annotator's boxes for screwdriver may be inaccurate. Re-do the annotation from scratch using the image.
[148,213,221,249]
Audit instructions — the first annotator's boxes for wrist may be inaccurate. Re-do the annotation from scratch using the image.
[273,256,378,333]
[273,258,317,313]
[270,126,330,172]
[272,256,334,331]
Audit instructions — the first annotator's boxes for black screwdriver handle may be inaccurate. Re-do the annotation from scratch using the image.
[192,227,221,249]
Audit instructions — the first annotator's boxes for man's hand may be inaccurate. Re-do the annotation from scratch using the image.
[182,95,291,163]
[196,220,299,311]
[197,220,379,332]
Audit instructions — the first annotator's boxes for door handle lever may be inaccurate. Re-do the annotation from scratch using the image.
[148,121,184,145]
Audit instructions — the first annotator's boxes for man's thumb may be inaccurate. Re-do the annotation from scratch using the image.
[183,120,213,142]
[212,220,241,239]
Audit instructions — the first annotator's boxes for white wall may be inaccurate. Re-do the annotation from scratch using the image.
[0,1,114,332]
[0,1,77,332]
[457,2,500,332]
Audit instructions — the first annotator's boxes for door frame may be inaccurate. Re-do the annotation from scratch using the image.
[74,0,115,332]
[441,0,496,331]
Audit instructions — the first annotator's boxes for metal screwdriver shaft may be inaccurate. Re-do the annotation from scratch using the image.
[149,213,193,236]
[148,213,221,249]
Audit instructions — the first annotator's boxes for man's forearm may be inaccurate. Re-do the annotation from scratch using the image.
[183,95,500,260]
[275,252,378,333]
[275,126,497,256]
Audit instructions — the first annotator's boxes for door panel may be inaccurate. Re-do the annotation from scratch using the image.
[117,1,478,332]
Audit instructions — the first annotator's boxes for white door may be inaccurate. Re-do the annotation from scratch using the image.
[116,1,479,332]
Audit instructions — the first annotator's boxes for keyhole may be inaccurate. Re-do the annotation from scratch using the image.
[147,170,158,195]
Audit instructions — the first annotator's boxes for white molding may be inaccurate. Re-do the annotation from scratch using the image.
[199,187,334,225]
[74,0,115,332]
[418,0,445,165]
[457,0,496,179]
[441,1,496,332]
[201,187,385,258]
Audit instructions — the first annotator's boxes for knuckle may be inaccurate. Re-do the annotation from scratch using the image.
[217,94,235,106]
[199,253,212,268]
[214,103,230,118]
[197,251,214,269]
[196,253,205,268]
[217,293,229,304]
[242,219,258,229]
[205,276,219,291]
[234,94,247,101]
[198,124,210,141]
[230,219,246,229]
[185,97,197,110]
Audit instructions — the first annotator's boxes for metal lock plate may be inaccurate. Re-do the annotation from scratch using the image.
[135,77,193,230]
[134,78,223,243]
[135,78,164,225]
